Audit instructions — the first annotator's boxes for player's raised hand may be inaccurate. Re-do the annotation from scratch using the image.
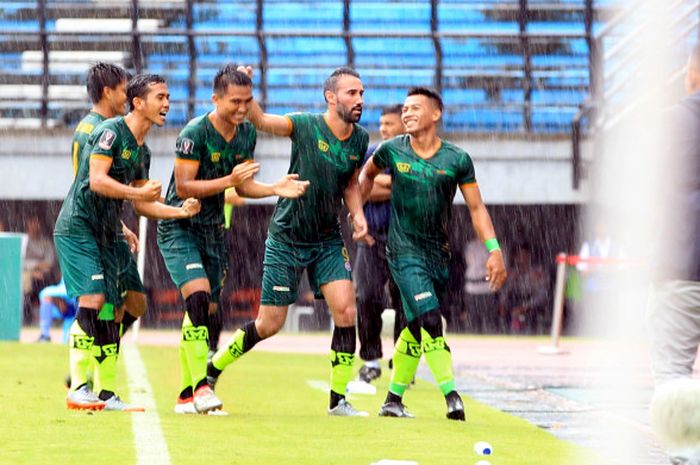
[230,161,260,187]
[348,212,375,246]
[272,174,310,199]
[236,65,254,80]
[180,197,201,218]
[485,250,507,291]
[139,179,162,202]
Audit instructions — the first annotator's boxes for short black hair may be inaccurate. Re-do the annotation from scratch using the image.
[127,74,166,111]
[86,62,129,104]
[213,64,253,96]
[406,86,444,112]
[323,67,361,102]
[381,104,403,117]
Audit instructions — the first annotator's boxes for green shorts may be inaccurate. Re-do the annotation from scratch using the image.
[54,234,122,307]
[261,235,352,306]
[388,253,448,322]
[157,226,227,304]
[115,239,145,298]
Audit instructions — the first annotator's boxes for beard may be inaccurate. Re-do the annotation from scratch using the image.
[336,103,362,124]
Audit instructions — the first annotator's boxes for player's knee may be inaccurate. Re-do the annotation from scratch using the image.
[420,309,443,339]
[125,292,147,318]
[79,294,105,311]
[185,291,211,327]
[334,304,356,327]
[255,316,282,339]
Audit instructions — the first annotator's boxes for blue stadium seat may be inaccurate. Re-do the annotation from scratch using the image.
[264,1,343,30]
[353,38,435,68]
[267,37,347,66]
[350,2,431,32]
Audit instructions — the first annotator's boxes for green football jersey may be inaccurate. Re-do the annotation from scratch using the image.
[72,111,106,177]
[159,113,256,231]
[268,113,369,244]
[372,135,476,259]
[55,116,151,245]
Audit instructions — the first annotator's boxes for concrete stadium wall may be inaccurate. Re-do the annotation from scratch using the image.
[0,129,592,204]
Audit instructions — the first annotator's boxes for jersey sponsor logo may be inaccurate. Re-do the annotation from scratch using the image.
[396,162,411,173]
[91,273,104,281]
[211,151,221,163]
[121,149,132,160]
[178,137,195,155]
[185,263,204,270]
[98,129,116,150]
[317,139,329,152]
[272,285,290,292]
[414,291,433,301]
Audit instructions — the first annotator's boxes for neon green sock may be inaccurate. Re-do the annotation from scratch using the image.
[92,341,119,395]
[212,328,245,371]
[421,328,456,395]
[330,350,355,395]
[389,327,422,397]
[179,344,192,396]
[181,312,209,388]
[68,319,93,391]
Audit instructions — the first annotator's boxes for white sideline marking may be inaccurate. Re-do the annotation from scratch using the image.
[122,342,172,465]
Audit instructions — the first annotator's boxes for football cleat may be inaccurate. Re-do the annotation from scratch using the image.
[193,385,223,413]
[328,399,369,417]
[102,394,145,412]
[66,385,105,411]
[378,401,415,418]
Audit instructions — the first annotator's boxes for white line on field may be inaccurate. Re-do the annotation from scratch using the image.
[122,342,172,465]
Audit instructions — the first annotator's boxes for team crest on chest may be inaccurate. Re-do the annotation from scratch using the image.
[211,152,221,163]
[318,140,329,152]
[121,149,132,160]
[396,162,411,173]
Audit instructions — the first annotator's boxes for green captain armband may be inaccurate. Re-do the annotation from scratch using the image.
[484,238,501,253]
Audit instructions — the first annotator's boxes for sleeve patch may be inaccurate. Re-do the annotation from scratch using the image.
[98,129,117,150]
[177,137,195,155]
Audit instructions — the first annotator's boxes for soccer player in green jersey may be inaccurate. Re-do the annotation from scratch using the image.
[63,62,149,406]
[157,65,309,414]
[359,87,507,420]
[207,66,371,416]
[54,74,202,411]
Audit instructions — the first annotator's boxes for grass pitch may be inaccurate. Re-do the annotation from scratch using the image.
[0,341,604,465]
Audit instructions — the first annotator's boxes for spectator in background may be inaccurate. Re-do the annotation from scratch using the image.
[36,277,77,344]
[23,214,57,324]
[499,243,548,334]
[462,237,501,333]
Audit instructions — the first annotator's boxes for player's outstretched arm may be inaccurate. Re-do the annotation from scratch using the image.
[358,155,382,204]
[235,64,293,137]
[236,173,309,199]
[89,156,161,201]
[174,159,261,199]
[460,183,507,291]
[246,98,293,137]
[131,180,201,219]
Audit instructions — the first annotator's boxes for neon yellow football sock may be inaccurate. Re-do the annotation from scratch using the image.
[421,328,456,395]
[181,312,209,388]
[389,327,422,397]
[68,319,93,391]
